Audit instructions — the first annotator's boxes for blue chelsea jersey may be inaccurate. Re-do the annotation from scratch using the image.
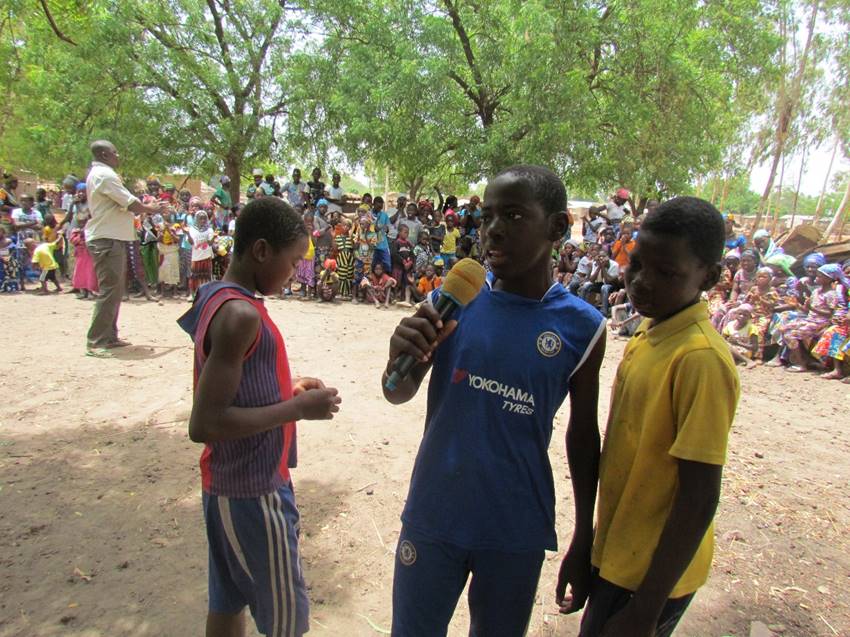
[401,275,605,552]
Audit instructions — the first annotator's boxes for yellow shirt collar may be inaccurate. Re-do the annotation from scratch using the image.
[634,301,710,345]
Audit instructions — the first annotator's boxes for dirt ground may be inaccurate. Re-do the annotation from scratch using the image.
[1,292,848,637]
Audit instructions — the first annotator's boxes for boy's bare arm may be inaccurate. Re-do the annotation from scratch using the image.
[189,301,339,443]
[601,460,722,636]
[556,330,605,613]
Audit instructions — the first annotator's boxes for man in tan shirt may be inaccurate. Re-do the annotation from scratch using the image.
[85,140,165,357]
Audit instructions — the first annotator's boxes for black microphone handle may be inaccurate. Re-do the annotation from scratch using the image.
[385,293,458,390]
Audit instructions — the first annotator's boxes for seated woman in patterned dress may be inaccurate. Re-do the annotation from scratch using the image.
[776,264,848,373]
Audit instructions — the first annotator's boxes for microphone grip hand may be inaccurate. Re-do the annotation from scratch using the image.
[385,300,457,392]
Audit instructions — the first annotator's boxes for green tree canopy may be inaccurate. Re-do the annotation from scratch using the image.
[2,0,300,200]
[0,0,806,210]
[287,0,779,205]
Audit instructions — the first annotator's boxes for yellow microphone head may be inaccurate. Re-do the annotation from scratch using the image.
[441,258,487,306]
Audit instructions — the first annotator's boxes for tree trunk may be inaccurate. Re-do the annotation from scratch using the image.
[770,152,786,234]
[718,175,731,212]
[753,0,820,230]
[790,145,807,228]
[814,138,839,221]
[764,189,773,232]
[409,176,424,201]
[823,177,850,241]
[224,154,242,205]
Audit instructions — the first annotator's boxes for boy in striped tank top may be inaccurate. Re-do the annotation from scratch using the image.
[178,197,341,637]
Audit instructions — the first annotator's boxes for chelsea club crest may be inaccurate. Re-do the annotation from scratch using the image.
[536,331,562,358]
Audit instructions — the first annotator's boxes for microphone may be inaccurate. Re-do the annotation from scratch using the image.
[385,258,486,391]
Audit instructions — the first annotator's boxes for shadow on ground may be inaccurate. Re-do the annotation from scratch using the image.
[0,423,350,637]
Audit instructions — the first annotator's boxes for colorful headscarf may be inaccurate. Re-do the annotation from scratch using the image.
[764,253,795,276]
[756,266,774,278]
[803,252,826,268]
[724,248,741,261]
[783,276,799,295]
[316,198,329,207]
[735,303,754,315]
[818,263,850,289]
[753,229,782,261]
[740,249,757,261]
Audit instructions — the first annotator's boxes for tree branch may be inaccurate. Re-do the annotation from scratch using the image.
[442,0,482,90]
[206,0,239,94]
[262,97,288,117]
[447,70,479,106]
[38,0,77,46]
[220,0,252,42]
[138,17,234,119]
[241,10,284,100]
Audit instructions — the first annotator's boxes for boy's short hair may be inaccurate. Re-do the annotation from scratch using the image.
[493,165,567,216]
[641,196,725,266]
[234,197,307,258]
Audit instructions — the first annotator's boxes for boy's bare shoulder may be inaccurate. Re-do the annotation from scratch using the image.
[209,299,261,342]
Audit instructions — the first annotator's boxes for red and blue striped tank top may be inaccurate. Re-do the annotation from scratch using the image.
[178,282,297,498]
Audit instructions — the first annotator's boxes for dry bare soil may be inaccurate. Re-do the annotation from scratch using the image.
[1,293,848,637]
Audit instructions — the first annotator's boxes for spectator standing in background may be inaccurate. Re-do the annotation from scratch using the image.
[84,140,165,358]
[327,172,345,213]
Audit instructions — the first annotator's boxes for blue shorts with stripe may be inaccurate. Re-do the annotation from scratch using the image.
[203,483,309,637]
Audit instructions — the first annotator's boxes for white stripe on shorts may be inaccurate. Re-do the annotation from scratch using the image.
[218,496,253,582]
[260,494,281,637]
[273,490,297,637]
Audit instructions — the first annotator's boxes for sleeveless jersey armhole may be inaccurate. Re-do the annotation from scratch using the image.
[196,291,263,362]
[569,317,607,379]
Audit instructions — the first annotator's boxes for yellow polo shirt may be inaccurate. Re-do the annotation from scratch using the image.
[592,301,739,598]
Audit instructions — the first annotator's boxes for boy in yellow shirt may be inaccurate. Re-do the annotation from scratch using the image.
[559,197,740,636]
[31,236,64,294]
[440,210,461,269]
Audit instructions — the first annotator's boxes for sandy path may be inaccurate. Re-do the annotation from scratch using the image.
[0,293,848,637]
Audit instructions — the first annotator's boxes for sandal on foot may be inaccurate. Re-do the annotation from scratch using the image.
[86,348,114,359]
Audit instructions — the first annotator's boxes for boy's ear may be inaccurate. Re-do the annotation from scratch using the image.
[547,212,569,241]
[701,262,722,291]
[251,238,271,262]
